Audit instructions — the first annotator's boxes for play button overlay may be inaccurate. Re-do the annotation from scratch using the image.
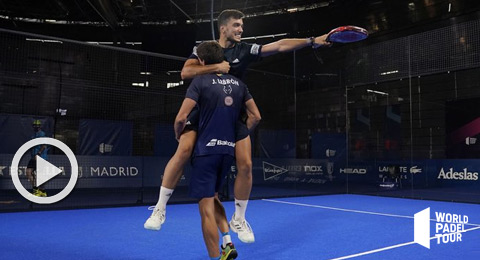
[11,137,78,204]
[36,156,63,187]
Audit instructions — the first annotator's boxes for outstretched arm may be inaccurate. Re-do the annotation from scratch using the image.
[261,34,331,57]
[181,59,230,80]
[174,98,197,140]
[244,99,261,132]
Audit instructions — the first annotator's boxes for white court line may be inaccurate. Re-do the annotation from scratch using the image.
[330,226,480,260]
[262,199,480,227]
[262,198,480,259]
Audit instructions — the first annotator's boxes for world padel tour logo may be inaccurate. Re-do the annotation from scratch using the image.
[414,208,469,249]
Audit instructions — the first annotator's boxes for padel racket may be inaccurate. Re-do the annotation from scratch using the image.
[326,25,368,43]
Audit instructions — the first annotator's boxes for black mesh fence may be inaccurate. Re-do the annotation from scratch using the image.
[343,19,480,203]
[2,18,480,212]
[345,18,480,85]
[0,28,190,210]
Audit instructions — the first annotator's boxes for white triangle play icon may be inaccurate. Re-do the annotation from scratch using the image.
[36,156,63,186]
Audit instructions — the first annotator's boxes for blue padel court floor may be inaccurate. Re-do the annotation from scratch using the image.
[1,194,480,259]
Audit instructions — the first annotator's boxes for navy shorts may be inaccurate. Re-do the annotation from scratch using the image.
[235,120,249,141]
[184,106,199,131]
[189,154,234,199]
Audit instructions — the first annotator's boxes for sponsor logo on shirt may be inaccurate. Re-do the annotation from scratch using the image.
[225,96,233,106]
[223,85,232,94]
[250,44,260,55]
[206,139,235,147]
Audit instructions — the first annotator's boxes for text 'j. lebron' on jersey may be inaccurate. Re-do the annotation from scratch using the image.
[185,74,252,157]
[190,42,262,79]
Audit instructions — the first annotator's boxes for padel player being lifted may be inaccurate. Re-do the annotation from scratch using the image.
[145,9,331,243]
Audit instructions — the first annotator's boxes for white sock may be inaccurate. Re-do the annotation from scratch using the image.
[234,199,248,220]
[155,186,174,211]
[222,232,232,248]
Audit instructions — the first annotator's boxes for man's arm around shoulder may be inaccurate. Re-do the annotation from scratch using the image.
[181,59,230,80]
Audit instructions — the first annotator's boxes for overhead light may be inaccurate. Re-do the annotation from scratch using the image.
[56,108,67,116]
[140,72,151,75]
[26,38,63,44]
[367,89,389,96]
[167,81,184,89]
[132,82,148,87]
[380,70,398,76]
[287,8,298,13]
[87,41,142,45]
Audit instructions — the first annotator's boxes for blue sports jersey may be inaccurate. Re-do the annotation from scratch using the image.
[185,74,252,156]
[31,130,48,159]
[189,42,262,79]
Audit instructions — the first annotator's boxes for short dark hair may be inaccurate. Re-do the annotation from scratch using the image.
[196,41,224,65]
[217,9,245,30]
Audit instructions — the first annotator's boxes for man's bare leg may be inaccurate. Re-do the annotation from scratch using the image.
[214,196,229,233]
[215,196,238,259]
[156,130,197,209]
[144,130,196,231]
[234,136,252,201]
[199,197,220,258]
[161,130,197,189]
[26,168,36,188]
[229,136,255,243]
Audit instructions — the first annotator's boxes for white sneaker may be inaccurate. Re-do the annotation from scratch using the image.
[144,206,166,231]
[229,214,255,243]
